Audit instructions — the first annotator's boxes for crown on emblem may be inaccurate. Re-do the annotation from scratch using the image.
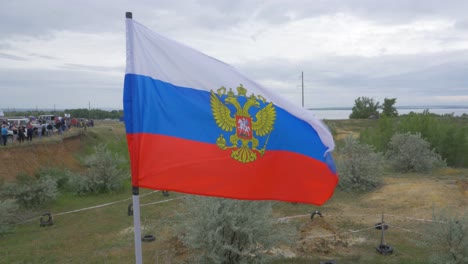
[237,84,247,96]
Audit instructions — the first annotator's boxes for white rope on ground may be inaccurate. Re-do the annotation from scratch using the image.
[54,197,133,216]
[143,219,184,223]
[386,223,431,237]
[273,214,309,221]
[272,213,382,222]
[140,196,186,207]
[16,190,159,225]
[15,195,447,228]
[384,213,444,223]
[304,225,378,239]
[281,212,447,224]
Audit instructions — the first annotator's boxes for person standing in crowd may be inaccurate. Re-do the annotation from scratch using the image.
[47,122,53,136]
[18,125,25,143]
[26,122,34,142]
[37,121,43,139]
[1,125,8,146]
[55,118,62,135]
[11,123,18,143]
[41,122,47,138]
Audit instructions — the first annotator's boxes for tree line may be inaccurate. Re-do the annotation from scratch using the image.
[3,109,124,120]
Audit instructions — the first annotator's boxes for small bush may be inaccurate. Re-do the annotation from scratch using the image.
[65,171,93,195]
[181,196,293,263]
[336,136,385,191]
[68,144,128,194]
[35,167,70,189]
[0,199,18,235]
[424,208,468,264]
[1,174,58,209]
[386,132,445,173]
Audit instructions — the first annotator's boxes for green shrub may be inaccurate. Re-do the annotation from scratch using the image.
[424,208,468,264]
[35,166,70,189]
[65,171,92,195]
[67,144,128,194]
[360,112,468,167]
[336,136,385,191]
[181,196,293,263]
[386,132,445,173]
[359,115,396,152]
[1,173,58,209]
[0,199,18,235]
[398,112,468,167]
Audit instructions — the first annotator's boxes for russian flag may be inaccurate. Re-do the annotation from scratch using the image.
[124,18,338,205]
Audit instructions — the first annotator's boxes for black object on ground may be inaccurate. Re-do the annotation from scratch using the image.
[127,203,133,216]
[142,235,156,242]
[40,212,54,227]
[311,210,323,220]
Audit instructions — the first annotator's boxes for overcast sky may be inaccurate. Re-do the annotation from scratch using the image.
[1,0,468,110]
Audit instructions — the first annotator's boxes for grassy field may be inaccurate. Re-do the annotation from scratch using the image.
[0,120,467,263]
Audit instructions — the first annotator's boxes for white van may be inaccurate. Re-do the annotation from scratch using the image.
[38,115,56,124]
[7,117,29,126]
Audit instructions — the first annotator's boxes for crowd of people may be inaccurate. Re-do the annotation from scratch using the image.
[1,116,94,146]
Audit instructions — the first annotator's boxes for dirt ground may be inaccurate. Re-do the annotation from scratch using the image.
[0,136,83,182]
[293,172,467,257]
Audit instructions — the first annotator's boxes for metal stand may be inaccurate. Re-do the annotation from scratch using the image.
[376,213,393,255]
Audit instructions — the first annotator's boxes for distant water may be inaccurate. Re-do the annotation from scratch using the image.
[310,108,468,120]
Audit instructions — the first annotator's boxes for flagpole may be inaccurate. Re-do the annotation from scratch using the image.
[132,186,143,264]
[126,11,143,264]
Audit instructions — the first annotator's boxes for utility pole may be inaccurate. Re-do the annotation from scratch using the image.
[301,71,304,108]
[88,101,91,121]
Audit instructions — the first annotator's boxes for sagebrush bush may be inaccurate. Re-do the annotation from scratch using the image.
[181,196,293,263]
[68,144,128,194]
[386,132,445,173]
[0,199,18,235]
[35,166,70,189]
[423,208,468,264]
[1,173,58,209]
[336,136,385,191]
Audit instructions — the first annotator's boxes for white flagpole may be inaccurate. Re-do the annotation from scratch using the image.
[126,11,143,264]
[132,186,143,264]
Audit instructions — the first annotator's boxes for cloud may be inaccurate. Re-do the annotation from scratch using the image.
[233,49,468,107]
[0,52,28,61]
[59,63,124,73]
[0,67,123,109]
[0,0,467,110]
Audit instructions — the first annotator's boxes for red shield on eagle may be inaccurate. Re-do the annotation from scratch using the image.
[236,115,252,140]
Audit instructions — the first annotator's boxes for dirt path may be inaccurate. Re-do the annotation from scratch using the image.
[0,136,84,182]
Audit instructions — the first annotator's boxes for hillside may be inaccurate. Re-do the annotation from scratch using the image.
[0,136,84,182]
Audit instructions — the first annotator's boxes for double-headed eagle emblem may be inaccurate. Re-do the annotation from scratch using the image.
[210,84,276,163]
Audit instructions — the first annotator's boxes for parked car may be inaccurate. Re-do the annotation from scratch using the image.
[5,129,14,144]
